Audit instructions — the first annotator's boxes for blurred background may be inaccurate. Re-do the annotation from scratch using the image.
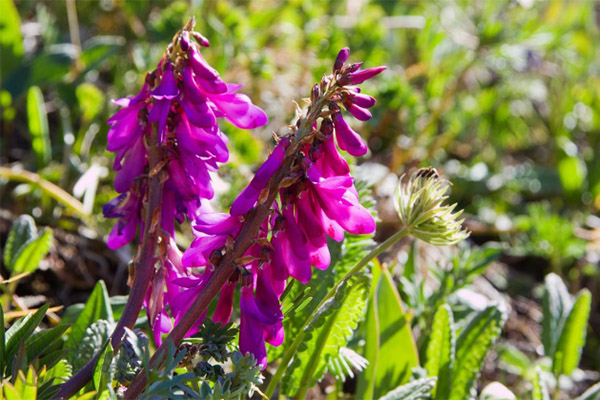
[1,0,599,397]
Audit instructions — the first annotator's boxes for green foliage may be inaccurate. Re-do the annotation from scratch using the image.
[93,343,115,399]
[186,320,238,363]
[357,266,419,399]
[513,203,586,272]
[450,304,506,400]
[3,215,53,276]
[281,273,370,397]
[4,305,50,377]
[551,290,591,377]
[0,0,23,81]
[379,377,437,400]
[542,273,591,378]
[65,281,113,358]
[425,304,454,398]
[27,86,51,168]
[73,319,113,372]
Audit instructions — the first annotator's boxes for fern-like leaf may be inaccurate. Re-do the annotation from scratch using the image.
[281,274,370,397]
[379,377,437,400]
[425,304,455,399]
[449,304,506,400]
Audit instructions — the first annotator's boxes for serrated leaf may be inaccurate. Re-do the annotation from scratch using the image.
[553,289,591,376]
[3,215,36,271]
[3,382,21,400]
[65,280,113,354]
[532,366,550,400]
[425,304,455,399]
[71,320,113,372]
[576,381,600,400]
[283,274,370,397]
[27,86,51,168]
[25,324,68,363]
[11,228,53,275]
[449,304,506,400]
[542,273,573,360]
[357,265,420,399]
[13,367,37,399]
[4,304,50,376]
[379,377,437,400]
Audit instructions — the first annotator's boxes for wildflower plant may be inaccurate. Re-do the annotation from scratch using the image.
[43,18,555,400]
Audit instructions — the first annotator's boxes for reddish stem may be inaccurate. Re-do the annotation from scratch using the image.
[124,78,337,399]
[54,126,164,399]
[123,154,296,398]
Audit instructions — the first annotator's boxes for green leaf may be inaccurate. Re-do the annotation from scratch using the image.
[11,228,53,275]
[379,377,437,400]
[81,36,125,72]
[29,45,77,87]
[13,368,37,399]
[65,281,113,355]
[27,86,51,168]
[0,307,5,379]
[425,304,455,399]
[532,366,550,400]
[93,343,115,399]
[542,273,573,360]
[281,274,370,397]
[357,266,419,399]
[3,215,36,271]
[558,155,586,193]
[4,304,50,376]
[73,319,113,373]
[76,83,105,124]
[0,0,23,81]
[449,304,506,400]
[25,324,68,364]
[552,289,591,376]
[3,382,21,400]
[576,381,600,400]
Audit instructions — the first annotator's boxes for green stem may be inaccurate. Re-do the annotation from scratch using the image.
[264,227,409,398]
[0,166,89,218]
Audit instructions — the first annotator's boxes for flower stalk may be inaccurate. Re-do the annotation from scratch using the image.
[123,67,343,400]
[55,125,165,399]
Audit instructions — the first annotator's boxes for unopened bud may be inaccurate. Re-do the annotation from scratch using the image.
[395,168,469,246]
[191,31,210,47]
[311,84,320,104]
[334,47,350,72]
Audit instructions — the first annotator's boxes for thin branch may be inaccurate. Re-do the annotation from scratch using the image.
[0,166,88,217]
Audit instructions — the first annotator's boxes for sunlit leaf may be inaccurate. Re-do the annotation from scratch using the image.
[357,265,419,399]
[27,86,51,168]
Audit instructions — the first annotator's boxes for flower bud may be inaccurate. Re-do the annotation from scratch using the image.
[191,31,210,47]
[334,47,350,72]
[395,168,469,246]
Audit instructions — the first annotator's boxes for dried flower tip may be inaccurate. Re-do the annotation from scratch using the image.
[395,168,469,246]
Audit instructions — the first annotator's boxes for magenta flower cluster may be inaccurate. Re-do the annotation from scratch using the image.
[104,28,385,366]
[171,48,385,367]
[102,28,267,343]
